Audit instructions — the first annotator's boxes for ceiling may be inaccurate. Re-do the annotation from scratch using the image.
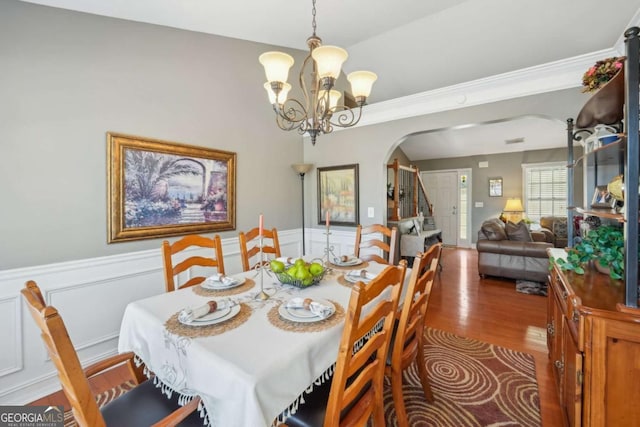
[21,0,640,160]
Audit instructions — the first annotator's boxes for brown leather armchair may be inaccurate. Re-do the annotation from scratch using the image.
[538,216,568,248]
[477,219,552,282]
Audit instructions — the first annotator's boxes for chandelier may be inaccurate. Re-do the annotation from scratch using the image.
[259,0,377,145]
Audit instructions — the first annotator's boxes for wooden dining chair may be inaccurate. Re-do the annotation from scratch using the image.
[385,246,440,427]
[21,280,202,427]
[238,227,281,272]
[354,223,398,265]
[162,234,225,292]
[279,261,406,427]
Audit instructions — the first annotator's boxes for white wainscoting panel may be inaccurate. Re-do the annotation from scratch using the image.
[0,228,303,405]
[0,296,22,377]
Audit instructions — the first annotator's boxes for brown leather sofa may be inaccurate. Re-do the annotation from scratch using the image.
[477,219,553,282]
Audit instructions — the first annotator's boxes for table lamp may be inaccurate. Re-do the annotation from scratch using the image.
[503,198,524,223]
[291,163,314,255]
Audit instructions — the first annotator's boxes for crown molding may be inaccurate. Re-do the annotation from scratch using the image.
[331,48,619,130]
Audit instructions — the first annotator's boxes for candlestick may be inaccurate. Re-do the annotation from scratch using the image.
[325,210,330,230]
[323,228,336,266]
[256,234,270,300]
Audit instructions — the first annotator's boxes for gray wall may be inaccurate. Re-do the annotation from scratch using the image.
[414,148,584,242]
[0,1,307,269]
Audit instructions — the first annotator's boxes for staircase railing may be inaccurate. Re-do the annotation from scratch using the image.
[387,159,433,221]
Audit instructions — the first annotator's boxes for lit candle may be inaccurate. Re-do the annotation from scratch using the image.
[259,214,264,237]
[325,210,330,230]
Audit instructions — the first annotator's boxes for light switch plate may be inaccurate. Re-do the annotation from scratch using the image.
[475,202,484,208]
[367,207,374,218]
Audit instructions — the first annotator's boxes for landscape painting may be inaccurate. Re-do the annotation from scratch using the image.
[108,133,236,242]
[317,164,359,227]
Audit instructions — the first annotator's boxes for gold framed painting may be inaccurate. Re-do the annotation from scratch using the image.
[317,164,359,227]
[107,132,236,243]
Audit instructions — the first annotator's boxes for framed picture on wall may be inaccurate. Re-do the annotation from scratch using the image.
[489,177,503,197]
[317,164,359,226]
[107,132,236,243]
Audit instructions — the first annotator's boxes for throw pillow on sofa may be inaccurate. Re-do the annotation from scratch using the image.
[481,220,508,241]
[505,221,533,242]
[552,220,568,239]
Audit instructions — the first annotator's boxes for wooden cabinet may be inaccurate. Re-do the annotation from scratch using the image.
[547,260,640,426]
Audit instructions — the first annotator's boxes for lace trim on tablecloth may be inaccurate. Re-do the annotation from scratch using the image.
[273,363,336,425]
[133,354,209,425]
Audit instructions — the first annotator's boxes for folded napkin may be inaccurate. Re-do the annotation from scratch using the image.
[208,273,237,286]
[179,300,225,323]
[346,269,375,281]
[333,255,354,264]
[285,297,333,319]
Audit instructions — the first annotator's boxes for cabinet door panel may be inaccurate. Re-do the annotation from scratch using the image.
[562,317,582,427]
[587,317,640,426]
[547,280,564,392]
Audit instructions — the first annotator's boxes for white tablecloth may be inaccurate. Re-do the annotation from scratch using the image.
[118,261,403,427]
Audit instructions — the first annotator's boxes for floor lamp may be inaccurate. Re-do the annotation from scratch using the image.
[292,163,314,255]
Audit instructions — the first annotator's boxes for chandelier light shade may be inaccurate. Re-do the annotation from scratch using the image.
[259,52,295,83]
[311,45,348,79]
[259,0,377,145]
[347,71,378,98]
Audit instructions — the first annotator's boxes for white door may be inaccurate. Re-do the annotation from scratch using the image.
[422,171,458,246]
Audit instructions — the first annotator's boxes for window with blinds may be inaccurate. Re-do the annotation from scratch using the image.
[522,162,567,222]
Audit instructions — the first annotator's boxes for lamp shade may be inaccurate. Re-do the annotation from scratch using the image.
[318,89,341,110]
[292,163,313,174]
[259,51,295,83]
[312,45,348,79]
[347,70,378,98]
[503,198,524,212]
[264,82,291,104]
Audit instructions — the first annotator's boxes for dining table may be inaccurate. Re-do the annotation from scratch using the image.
[117,257,410,427]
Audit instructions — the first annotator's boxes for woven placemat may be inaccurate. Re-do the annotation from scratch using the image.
[164,303,252,338]
[327,260,369,271]
[336,275,357,288]
[267,300,345,333]
[191,278,256,297]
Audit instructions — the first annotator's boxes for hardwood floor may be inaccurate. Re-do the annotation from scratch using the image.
[31,246,563,425]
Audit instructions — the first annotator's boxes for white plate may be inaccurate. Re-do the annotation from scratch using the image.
[180,304,240,326]
[201,276,245,290]
[279,298,335,323]
[333,257,363,267]
[344,273,374,284]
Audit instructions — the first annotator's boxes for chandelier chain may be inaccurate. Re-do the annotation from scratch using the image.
[311,0,317,36]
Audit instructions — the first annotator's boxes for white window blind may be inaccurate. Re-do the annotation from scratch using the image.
[522,162,567,222]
